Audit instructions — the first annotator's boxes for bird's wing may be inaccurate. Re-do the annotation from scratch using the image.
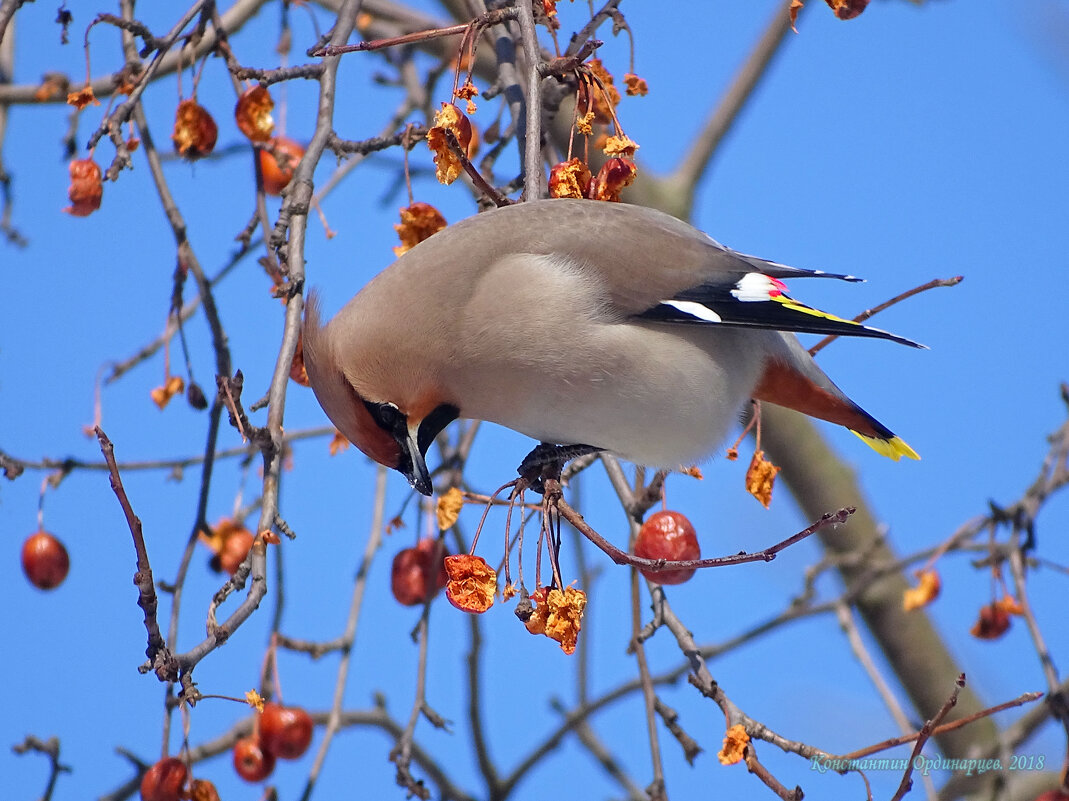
[392,200,921,347]
[635,269,924,348]
[481,201,919,347]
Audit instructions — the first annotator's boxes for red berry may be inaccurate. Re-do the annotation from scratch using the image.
[633,511,700,585]
[233,735,276,782]
[259,703,314,760]
[140,757,188,801]
[259,137,304,195]
[21,530,70,590]
[417,536,449,588]
[390,537,448,606]
[218,528,255,576]
[587,156,636,202]
[832,0,870,20]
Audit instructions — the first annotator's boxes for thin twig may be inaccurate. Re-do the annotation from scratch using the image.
[515,0,545,200]
[557,498,852,571]
[562,0,622,59]
[654,697,703,765]
[95,427,178,681]
[12,735,72,801]
[630,514,666,800]
[549,699,647,801]
[1007,542,1069,737]
[836,602,939,801]
[0,0,270,106]
[839,689,1043,763]
[809,276,963,356]
[444,127,510,206]
[101,705,478,801]
[390,609,435,800]
[835,603,915,735]
[889,675,965,801]
[88,1,210,168]
[466,613,502,796]
[652,581,812,798]
[0,426,335,477]
[743,747,803,801]
[130,95,265,692]
[298,465,389,801]
[313,7,516,57]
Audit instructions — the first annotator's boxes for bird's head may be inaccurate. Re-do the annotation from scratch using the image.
[302,291,458,496]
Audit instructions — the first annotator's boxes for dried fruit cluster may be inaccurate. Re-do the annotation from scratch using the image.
[65,83,307,217]
[523,586,587,655]
[970,595,1023,640]
[64,159,103,217]
[444,553,497,613]
[550,155,638,203]
[171,98,218,160]
[426,102,476,185]
[393,202,448,257]
[546,58,646,202]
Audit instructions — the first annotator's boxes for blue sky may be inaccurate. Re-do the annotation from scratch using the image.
[2,2,1068,800]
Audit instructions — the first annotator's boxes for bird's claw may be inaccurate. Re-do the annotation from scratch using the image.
[516,443,601,494]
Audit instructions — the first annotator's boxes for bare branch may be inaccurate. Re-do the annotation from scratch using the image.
[809,276,963,356]
[0,0,270,105]
[557,494,851,572]
[12,735,72,801]
[96,427,178,681]
[889,675,964,801]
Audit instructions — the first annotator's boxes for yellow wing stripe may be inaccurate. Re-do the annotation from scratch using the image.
[773,296,866,328]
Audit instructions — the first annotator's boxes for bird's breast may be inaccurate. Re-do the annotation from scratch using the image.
[449,322,772,468]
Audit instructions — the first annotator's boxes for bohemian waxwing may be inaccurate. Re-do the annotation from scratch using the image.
[303,199,920,495]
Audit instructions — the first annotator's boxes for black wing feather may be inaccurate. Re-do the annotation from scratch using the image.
[637,282,924,349]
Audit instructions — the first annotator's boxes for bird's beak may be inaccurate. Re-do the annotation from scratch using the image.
[397,421,433,496]
[389,403,459,497]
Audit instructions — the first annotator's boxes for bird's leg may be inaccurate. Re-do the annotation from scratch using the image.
[541,477,566,590]
[516,442,602,493]
[513,443,601,591]
[502,482,519,591]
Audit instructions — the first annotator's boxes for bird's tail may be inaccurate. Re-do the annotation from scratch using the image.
[753,333,920,461]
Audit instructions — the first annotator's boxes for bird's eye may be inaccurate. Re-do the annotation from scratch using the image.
[365,401,403,432]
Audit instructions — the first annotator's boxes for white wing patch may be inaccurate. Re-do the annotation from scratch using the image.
[662,299,723,323]
[731,272,787,302]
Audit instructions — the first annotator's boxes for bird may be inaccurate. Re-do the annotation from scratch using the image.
[302,199,921,496]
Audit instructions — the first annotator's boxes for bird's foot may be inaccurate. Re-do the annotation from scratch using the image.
[516,443,602,494]
[511,443,600,591]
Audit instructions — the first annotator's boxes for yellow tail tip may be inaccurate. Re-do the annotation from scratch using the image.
[851,430,920,462]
